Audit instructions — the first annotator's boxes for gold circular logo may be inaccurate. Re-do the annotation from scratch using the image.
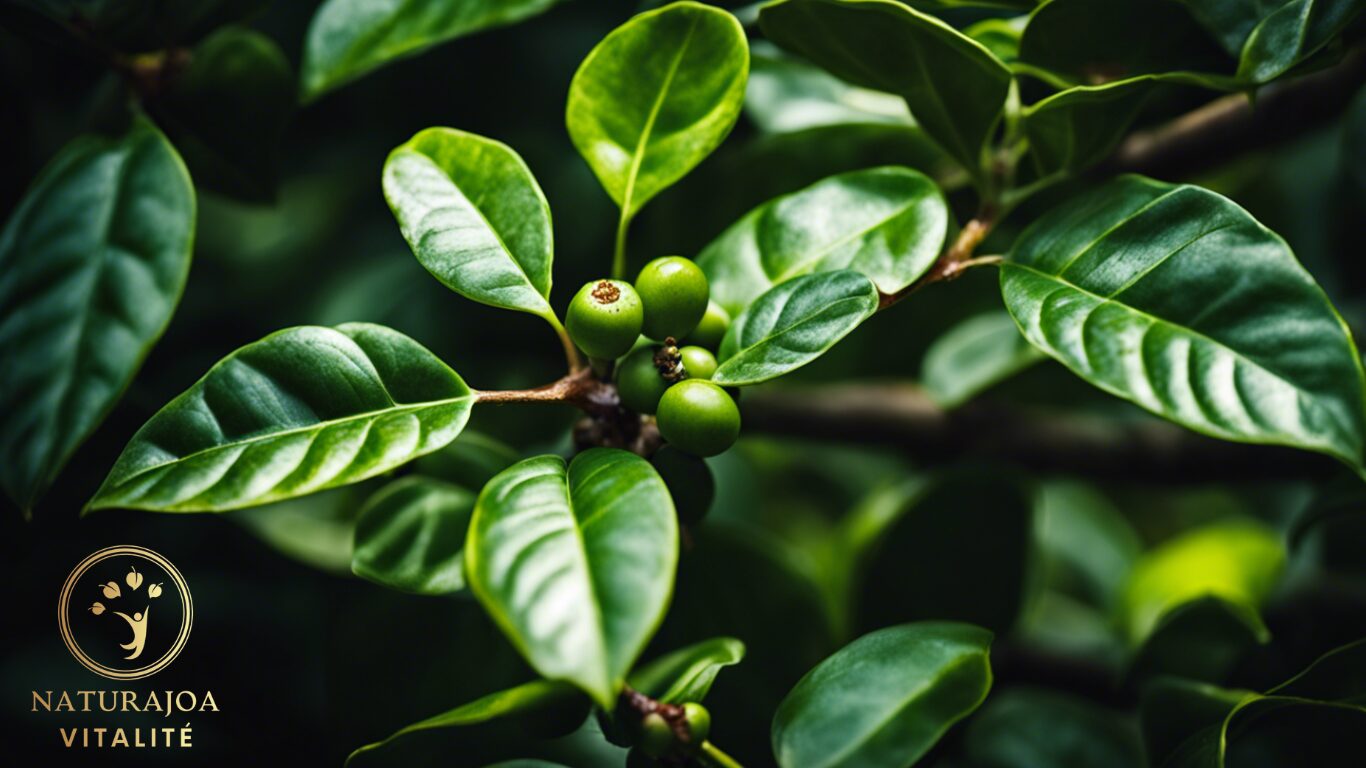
[58,545,193,680]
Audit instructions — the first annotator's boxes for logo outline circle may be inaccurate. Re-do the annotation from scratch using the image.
[58,545,193,680]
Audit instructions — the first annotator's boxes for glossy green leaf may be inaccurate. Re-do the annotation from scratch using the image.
[771,622,993,768]
[88,323,475,513]
[352,476,475,595]
[745,47,912,134]
[150,27,295,202]
[713,270,879,386]
[345,679,580,765]
[921,310,1044,408]
[1018,0,1232,85]
[965,17,1026,63]
[1000,175,1366,473]
[1141,639,1366,767]
[1121,520,1284,647]
[0,119,194,513]
[760,0,1012,178]
[384,128,555,320]
[301,0,559,99]
[1237,0,1362,83]
[1174,0,1285,54]
[964,688,1143,768]
[697,167,949,317]
[629,637,746,704]
[566,1,748,220]
[465,448,678,708]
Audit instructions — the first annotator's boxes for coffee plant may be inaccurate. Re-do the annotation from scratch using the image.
[4,0,1366,766]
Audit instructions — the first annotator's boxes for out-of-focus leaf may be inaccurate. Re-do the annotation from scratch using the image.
[1238,0,1362,83]
[1129,596,1274,684]
[921,310,1044,409]
[0,118,194,513]
[152,27,295,202]
[414,430,520,489]
[301,0,560,99]
[771,622,993,768]
[629,637,746,703]
[714,270,879,386]
[964,688,1143,768]
[352,476,475,595]
[760,0,1012,180]
[566,1,748,221]
[88,324,474,513]
[383,128,556,321]
[1037,482,1141,610]
[965,17,1026,63]
[1175,0,1287,55]
[19,0,266,50]
[745,47,912,134]
[856,469,1035,634]
[465,449,677,707]
[1001,175,1366,474]
[229,484,368,574]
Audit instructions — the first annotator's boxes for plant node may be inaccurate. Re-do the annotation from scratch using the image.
[654,338,685,382]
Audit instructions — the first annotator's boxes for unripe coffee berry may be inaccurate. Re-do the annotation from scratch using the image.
[636,256,709,340]
[617,345,670,414]
[686,300,730,350]
[679,346,717,380]
[656,380,740,457]
[638,712,674,758]
[682,702,712,747]
[566,279,643,360]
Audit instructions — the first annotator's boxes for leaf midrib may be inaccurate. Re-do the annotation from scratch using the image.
[620,10,701,217]
[768,189,931,284]
[731,292,873,361]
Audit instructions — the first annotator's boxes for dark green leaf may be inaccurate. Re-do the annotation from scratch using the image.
[345,679,581,765]
[964,688,1143,768]
[301,0,560,100]
[465,449,678,707]
[1000,175,1366,473]
[697,167,949,317]
[771,622,993,768]
[1174,0,1286,55]
[566,1,748,220]
[760,0,1012,179]
[352,475,476,595]
[19,0,265,50]
[1129,596,1272,684]
[1237,0,1362,83]
[921,310,1044,408]
[88,323,474,513]
[713,270,879,386]
[745,47,912,134]
[0,119,194,512]
[230,484,368,575]
[1036,482,1141,610]
[383,128,556,321]
[414,430,521,489]
[151,27,295,202]
[629,637,745,704]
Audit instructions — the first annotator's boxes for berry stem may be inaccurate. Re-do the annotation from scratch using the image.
[546,313,584,373]
[698,741,745,768]
[612,208,630,279]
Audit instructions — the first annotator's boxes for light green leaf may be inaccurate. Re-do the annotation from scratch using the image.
[745,46,913,134]
[151,27,296,202]
[88,323,474,513]
[1000,175,1366,473]
[301,0,560,100]
[345,679,581,765]
[1237,0,1362,83]
[713,270,879,386]
[566,1,749,220]
[771,622,994,768]
[1120,520,1284,647]
[921,310,1044,408]
[697,167,949,317]
[760,0,1012,179]
[965,16,1027,63]
[629,637,746,704]
[383,128,555,319]
[352,475,475,595]
[965,688,1143,768]
[0,119,194,513]
[465,449,678,708]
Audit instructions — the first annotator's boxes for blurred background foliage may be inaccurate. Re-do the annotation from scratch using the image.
[3,1,1366,766]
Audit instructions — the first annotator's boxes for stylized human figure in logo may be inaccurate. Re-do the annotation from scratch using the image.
[88,566,162,660]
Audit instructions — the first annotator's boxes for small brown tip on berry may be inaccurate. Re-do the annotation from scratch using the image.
[592,280,621,304]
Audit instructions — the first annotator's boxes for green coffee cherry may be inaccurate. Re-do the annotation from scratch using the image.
[686,300,730,350]
[567,279,643,360]
[636,256,709,340]
[651,445,714,525]
[638,712,674,758]
[617,345,670,414]
[683,702,712,748]
[656,380,740,457]
[680,346,717,380]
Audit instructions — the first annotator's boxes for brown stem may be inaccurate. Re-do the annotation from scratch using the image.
[1104,49,1366,179]
[879,213,997,309]
[474,368,617,417]
[741,382,1334,483]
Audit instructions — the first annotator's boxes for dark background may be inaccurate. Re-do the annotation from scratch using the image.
[3,1,1365,766]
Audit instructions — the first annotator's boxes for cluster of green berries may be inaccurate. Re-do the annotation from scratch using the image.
[566,256,740,464]
[614,701,711,766]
